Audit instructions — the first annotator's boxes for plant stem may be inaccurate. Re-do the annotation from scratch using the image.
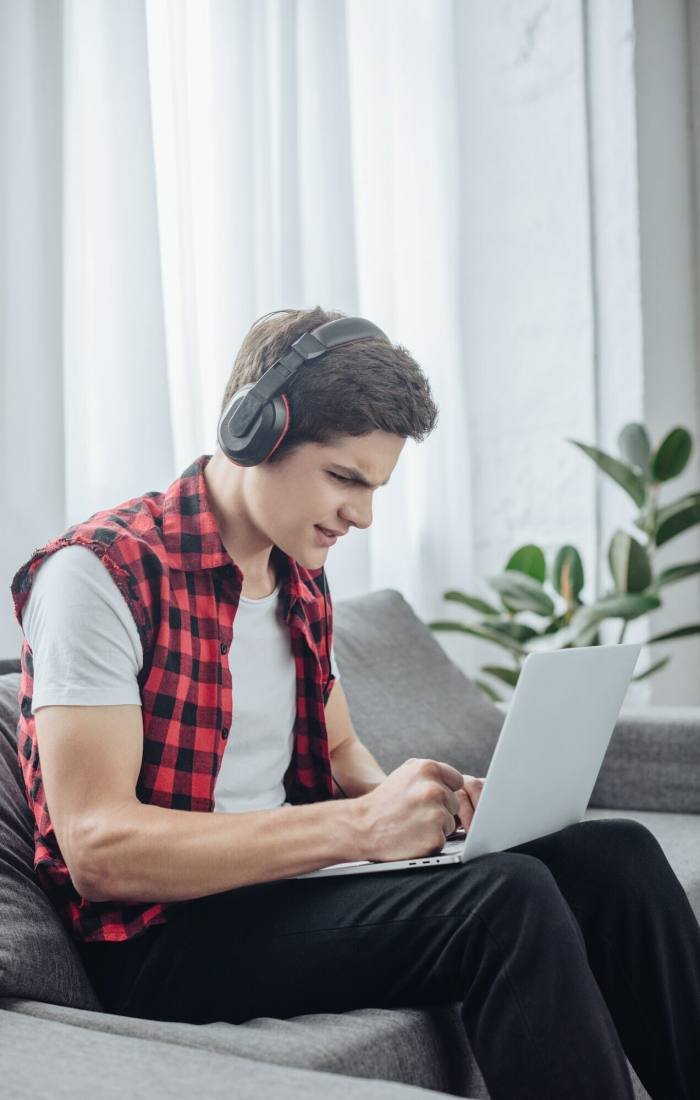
[647,484,657,573]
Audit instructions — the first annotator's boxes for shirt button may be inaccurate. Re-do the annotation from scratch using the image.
[221,727,229,740]
[220,642,228,655]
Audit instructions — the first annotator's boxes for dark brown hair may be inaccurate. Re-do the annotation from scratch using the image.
[220,306,439,464]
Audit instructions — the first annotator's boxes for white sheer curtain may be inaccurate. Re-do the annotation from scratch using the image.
[141,0,473,614]
[1,0,474,655]
[3,0,697,701]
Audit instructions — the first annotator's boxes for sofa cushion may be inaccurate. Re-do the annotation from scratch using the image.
[0,671,101,1010]
[0,1007,461,1100]
[0,998,483,1097]
[333,590,505,778]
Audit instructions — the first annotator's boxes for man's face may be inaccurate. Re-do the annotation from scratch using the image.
[248,430,406,568]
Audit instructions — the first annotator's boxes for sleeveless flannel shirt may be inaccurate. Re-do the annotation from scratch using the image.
[10,454,336,943]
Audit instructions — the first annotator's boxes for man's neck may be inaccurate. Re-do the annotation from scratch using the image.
[204,452,279,595]
[236,544,284,599]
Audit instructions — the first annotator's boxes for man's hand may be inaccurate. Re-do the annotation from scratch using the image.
[452,774,486,833]
[352,758,485,863]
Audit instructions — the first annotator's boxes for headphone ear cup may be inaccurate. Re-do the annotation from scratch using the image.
[217,385,290,466]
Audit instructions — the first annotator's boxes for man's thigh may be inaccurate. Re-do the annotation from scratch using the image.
[126,821,643,1025]
[123,855,532,1024]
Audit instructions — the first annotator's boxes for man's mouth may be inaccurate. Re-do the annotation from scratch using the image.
[315,525,341,546]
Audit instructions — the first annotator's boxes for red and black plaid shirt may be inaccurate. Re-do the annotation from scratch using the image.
[10,454,336,943]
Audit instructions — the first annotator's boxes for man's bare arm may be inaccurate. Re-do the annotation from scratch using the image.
[330,737,387,797]
[325,678,388,797]
[35,703,365,906]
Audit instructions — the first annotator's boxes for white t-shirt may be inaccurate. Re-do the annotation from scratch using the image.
[21,545,339,814]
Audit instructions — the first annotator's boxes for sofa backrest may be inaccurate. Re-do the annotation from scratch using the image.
[333,589,505,776]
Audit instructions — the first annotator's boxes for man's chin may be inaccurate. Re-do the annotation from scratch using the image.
[273,539,329,571]
[297,547,329,570]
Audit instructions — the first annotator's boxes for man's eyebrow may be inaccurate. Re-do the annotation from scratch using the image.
[330,464,390,488]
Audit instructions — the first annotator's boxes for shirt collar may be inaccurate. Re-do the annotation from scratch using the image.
[162,454,319,605]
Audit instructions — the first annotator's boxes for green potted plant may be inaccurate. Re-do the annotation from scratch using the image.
[429,422,700,702]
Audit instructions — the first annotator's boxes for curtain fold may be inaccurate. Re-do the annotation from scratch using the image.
[63,0,174,521]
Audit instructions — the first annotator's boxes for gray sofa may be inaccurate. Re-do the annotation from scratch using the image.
[2,588,699,1100]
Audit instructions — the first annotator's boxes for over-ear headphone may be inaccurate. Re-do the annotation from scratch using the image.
[217,315,389,800]
[217,315,388,467]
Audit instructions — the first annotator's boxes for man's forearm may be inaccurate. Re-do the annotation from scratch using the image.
[81,796,366,905]
[329,736,388,798]
[81,736,386,905]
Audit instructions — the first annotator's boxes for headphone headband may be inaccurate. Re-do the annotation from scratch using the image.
[217,316,388,465]
[229,317,387,437]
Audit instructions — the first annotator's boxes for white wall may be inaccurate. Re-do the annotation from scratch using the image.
[633,0,700,704]
[435,0,700,706]
[436,1,653,700]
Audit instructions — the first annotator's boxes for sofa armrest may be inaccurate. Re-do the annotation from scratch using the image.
[589,707,700,813]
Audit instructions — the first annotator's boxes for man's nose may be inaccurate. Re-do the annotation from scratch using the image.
[341,499,373,531]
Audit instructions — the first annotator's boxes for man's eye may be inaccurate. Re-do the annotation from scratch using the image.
[329,472,352,483]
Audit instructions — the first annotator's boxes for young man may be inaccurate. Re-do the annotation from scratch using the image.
[10,307,700,1100]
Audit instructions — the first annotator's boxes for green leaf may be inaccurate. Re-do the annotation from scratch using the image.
[568,439,647,507]
[481,664,521,687]
[632,656,670,682]
[618,422,652,476]
[486,572,555,617]
[608,530,652,594]
[581,592,661,623]
[656,560,700,587]
[505,544,546,583]
[522,620,597,651]
[542,612,572,635]
[651,427,693,482]
[486,621,539,644]
[474,678,505,703]
[534,596,660,652]
[655,493,700,546]
[443,590,500,616]
[647,623,700,644]
[553,545,585,601]
[429,619,477,633]
[428,620,524,655]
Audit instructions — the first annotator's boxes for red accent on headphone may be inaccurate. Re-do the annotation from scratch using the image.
[262,392,291,461]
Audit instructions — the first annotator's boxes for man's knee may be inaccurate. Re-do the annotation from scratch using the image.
[569,817,663,861]
[561,817,669,893]
[468,850,564,915]
[457,852,585,969]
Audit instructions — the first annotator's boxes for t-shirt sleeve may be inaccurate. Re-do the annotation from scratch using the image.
[21,545,143,710]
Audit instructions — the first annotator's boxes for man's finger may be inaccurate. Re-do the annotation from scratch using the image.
[434,760,468,792]
[455,789,473,827]
[464,777,484,807]
[457,776,485,821]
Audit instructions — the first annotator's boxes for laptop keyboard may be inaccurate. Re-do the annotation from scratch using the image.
[440,838,465,854]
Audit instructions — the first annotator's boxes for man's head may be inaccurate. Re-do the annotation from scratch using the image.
[208,306,438,573]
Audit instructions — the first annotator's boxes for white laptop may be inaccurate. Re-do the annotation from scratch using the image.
[294,642,642,879]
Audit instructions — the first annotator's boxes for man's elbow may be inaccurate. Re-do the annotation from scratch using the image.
[68,818,120,903]
[71,850,107,902]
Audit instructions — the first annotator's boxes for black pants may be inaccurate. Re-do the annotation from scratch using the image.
[77,818,700,1100]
